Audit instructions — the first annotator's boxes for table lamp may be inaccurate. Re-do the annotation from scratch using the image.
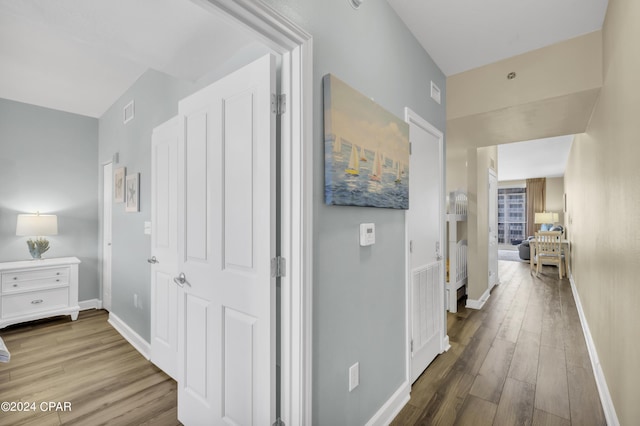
[534,212,554,231]
[16,213,58,259]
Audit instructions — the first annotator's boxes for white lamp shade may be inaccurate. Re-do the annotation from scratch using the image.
[552,213,560,223]
[534,212,554,224]
[16,214,58,236]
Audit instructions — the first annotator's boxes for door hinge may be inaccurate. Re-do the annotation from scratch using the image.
[409,240,413,253]
[271,256,286,278]
[271,94,286,115]
[409,142,412,155]
[273,418,285,426]
[411,339,414,353]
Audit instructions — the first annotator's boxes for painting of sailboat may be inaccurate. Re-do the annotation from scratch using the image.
[323,74,409,209]
[345,144,359,175]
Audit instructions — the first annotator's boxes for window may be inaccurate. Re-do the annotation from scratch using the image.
[498,187,526,244]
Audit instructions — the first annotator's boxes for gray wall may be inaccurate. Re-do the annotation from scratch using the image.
[263,0,446,424]
[98,70,195,341]
[0,98,99,301]
[97,48,274,342]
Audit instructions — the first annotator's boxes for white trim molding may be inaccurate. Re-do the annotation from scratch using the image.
[403,108,447,389]
[191,2,314,424]
[108,312,151,360]
[79,299,102,310]
[466,288,491,310]
[569,274,620,426]
[365,381,411,426]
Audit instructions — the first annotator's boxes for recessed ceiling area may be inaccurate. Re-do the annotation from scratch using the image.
[386,0,609,76]
[497,135,574,181]
[0,0,268,117]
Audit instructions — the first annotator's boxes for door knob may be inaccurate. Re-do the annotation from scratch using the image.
[147,256,159,264]
[173,273,190,287]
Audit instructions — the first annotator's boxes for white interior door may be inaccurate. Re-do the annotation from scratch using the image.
[177,54,276,425]
[102,162,113,311]
[488,169,499,289]
[150,116,180,381]
[406,110,445,383]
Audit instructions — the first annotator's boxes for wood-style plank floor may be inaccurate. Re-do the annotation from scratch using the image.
[0,261,606,425]
[392,260,606,426]
[0,309,180,426]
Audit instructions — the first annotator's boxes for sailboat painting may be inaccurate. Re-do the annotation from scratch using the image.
[323,74,410,209]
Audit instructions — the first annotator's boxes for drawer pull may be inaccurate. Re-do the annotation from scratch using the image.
[13,284,18,288]
[13,277,17,280]
[56,279,60,282]
[31,299,44,304]
[56,272,61,275]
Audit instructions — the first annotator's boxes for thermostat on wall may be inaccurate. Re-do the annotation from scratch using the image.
[360,223,375,246]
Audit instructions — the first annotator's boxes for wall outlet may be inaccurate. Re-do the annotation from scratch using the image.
[349,362,359,392]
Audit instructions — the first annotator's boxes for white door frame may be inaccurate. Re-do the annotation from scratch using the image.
[488,168,499,290]
[102,161,113,311]
[195,1,313,424]
[404,108,449,386]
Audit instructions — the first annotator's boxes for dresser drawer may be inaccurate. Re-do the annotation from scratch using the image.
[2,287,69,318]
[1,267,69,294]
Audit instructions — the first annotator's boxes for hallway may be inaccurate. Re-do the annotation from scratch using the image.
[392,260,606,425]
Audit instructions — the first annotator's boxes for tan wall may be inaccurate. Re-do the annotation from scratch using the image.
[545,177,564,225]
[466,146,498,301]
[446,145,468,194]
[447,31,602,120]
[498,179,526,188]
[564,0,640,423]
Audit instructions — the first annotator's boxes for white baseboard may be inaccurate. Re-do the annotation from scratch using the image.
[107,312,151,360]
[442,335,451,352]
[366,380,410,426]
[466,288,491,310]
[79,299,102,310]
[569,274,619,426]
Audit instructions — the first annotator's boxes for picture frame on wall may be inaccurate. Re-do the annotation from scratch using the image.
[114,167,126,203]
[322,74,410,209]
[125,173,140,212]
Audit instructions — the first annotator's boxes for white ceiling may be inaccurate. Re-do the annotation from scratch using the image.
[387,0,609,76]
[497,135,574,181]
[1,0,608,153]
[0,0,261,117]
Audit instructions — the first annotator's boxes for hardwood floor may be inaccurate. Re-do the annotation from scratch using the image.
[392,260,606,426]
[0,261,606,425]
[0,309,179,426]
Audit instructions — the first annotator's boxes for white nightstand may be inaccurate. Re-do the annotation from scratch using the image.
[0,257,81,329]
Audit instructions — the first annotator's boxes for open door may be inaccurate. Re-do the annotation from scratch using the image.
[150,116,180,380]
[406,109,445,383]
[176,54,276,425]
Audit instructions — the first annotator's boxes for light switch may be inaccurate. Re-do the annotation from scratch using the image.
[144,221,151,235]
[360,223,375,246]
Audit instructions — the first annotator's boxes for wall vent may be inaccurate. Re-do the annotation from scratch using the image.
[430,81,441,104]
[123,100,135,124]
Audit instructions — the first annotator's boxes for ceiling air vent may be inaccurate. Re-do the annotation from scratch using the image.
[123,100,135,124]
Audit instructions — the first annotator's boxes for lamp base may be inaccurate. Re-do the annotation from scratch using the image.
[26,238,50,259]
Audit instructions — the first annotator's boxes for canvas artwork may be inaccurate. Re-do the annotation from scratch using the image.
[125,173,139,212]
[323,74,410,209]
[114,167,126,203]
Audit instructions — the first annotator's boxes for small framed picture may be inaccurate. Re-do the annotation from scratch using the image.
[125,173,140,212]
[114,167,126,203]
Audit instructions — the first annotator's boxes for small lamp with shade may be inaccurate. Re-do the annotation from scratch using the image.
[16,213,58,259]
[534,212,555,231]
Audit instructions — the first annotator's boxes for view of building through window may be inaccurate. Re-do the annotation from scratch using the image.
[498,187,526,244]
